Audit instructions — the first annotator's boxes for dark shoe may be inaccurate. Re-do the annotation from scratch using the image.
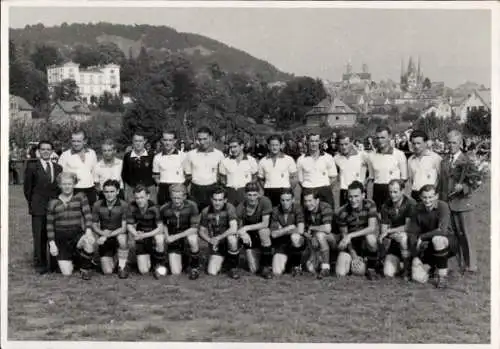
[366,268,378,281]
[189,268,200,280]
[291,266,303,277]
[229,268,240,280]
[36,267,49,275]
[436,275,448,289]
[81,269,91,280]
[261,266,273,279]
[317,268,330,280]
[118,266,129,279]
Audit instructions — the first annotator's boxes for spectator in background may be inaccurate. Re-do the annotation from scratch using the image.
[397,134,411,158]
[253,136,269,160]
[326,132,338,156]
[9,141,21,185]
[283,138,300,161]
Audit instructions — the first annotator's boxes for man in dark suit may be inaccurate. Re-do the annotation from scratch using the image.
[23,140,62,274]
[438,130,477,274]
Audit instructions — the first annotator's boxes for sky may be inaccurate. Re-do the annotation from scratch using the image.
[8,5,492,88]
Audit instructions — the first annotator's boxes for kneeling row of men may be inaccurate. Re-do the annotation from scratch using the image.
[47,172,455,288]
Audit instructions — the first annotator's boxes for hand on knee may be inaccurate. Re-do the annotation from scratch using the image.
[290,233,304,248]
[365,234,378,252]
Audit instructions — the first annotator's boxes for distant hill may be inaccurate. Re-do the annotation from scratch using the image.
[10,22,293,82]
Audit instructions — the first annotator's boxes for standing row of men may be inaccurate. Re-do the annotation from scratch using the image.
[23,125,478,281]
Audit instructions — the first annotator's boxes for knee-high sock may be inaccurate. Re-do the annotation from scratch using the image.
[190,250,200,269]
[260,246,273,268]
[227,249,240,269]
[290,245,305,268]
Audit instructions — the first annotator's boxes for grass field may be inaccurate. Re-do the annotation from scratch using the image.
[7,182,491,343]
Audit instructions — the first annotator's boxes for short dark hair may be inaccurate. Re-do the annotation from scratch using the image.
[228,136,244,145]
[102,179,120,190]
[132,132,146,140]
[162,129,178,139]
[307,132,321,140]
[410,130,428,142]
[419,184,436,196]
[38,140,53,150]
[133,184,149,195]
[388,179,405,191]
[211,186,227,198]
[267,134,283,144]
[302,188,319,200]
[336,132,350,143]
[347,180,365,193]
[280,188,294,198]
[244,182,260,193]
[197,126,213,136]
[375,125,392,135]
[72,129,87,139]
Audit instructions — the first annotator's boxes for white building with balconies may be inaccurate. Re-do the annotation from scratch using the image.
[47,61,120,104]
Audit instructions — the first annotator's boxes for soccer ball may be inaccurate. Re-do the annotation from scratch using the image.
[351,256,366,276]
[156,266,167,276]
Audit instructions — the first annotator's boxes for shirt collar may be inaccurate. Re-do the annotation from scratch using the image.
[70,147,90,155]
[266,152,285,159]
[162,148,179,156]
[130,149,148,158]
[340,146,359,158]
[306,150,325,157]
[376,146,395,155]
[452,151,462,162]
[230,154,249,160]
[197,146,215,153]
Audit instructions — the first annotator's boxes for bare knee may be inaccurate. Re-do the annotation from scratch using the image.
[227,235,239,251]
[187,234,199,252]
[290,233,304,247]
[117,234,128,249]
[432,236,449,251]
[365,234,378,252]
[258,228,271,246]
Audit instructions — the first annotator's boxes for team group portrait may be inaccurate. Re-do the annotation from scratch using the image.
[5,4,492,345]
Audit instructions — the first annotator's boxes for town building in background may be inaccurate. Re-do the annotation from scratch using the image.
[9,95,34,120]
[305,96,357,128]
[47,61,121,104]
[49,100,92,123]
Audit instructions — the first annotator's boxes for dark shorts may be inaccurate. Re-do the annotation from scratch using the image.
[345,236,369,257]
[168,238,187,255]
[419,235,458,266]
[386,239,403,259]
[246,229,264,249]
[273,235,292,255]
[264,188,285,207]
[190,183,218,211]
[211,237,240,257]
[226,187,246,207]
[373,183,389,211]
[98,236,118,257]
[54,230,84,261]
[135,236,155,256]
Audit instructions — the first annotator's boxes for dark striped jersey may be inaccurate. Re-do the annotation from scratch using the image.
[126,200,160,232]
[336,199,378,233]
[200,203,238,237]
[236,196,273,227]
[303,201,333,228]
[46,192,92,240]
[380,195,416,228]
[160,200,199,234]
[92,199,128,230]
[270,204,304,230]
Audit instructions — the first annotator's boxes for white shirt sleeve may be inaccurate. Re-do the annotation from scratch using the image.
[152,154,160,174]
[296,156,304,183]
[249,156,258,175]
[326,154,338,177]
[219,158,228,176]
[258,159,265,180]
[287,156,297,174]
[398,150,408,180]
[183,151,193,175]
[58,151,67,171]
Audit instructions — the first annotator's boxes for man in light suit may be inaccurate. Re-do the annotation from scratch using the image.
[24,140,62,274]
[438,130,477,274]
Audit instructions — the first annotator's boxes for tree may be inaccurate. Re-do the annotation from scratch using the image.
[53,79,80,101]
[30,45,63,72]
[423,77,432,89]
[71,45,101,68]
[465,109,491,137]
[97,42,126,65]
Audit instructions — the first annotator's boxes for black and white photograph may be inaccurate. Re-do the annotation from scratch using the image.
[1,1,496,347]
